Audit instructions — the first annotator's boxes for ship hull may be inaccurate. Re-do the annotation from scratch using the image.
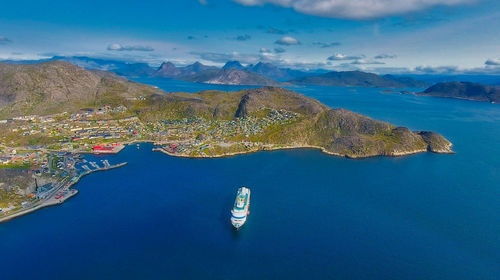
[231,187,250,229]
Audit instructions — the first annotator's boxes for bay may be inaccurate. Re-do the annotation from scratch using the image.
[1,78,499,279]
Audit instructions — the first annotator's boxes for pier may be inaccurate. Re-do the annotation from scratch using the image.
[0,161,127,223]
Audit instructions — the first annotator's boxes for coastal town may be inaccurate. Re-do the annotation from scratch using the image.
[0,103,300,221]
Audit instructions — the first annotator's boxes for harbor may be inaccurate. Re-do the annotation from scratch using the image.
[0,157,127,223]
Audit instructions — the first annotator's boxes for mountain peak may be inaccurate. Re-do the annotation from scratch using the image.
[223,61,245,70]
[159,61,176,68]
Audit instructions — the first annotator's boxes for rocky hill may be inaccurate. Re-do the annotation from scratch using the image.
[141,86,453,158]
[0,61,159,118]
[420,81,499,103]
[155,61,218,78]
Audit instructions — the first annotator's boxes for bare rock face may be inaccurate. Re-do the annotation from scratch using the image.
[417,131,454,153]
[235,94,250,118]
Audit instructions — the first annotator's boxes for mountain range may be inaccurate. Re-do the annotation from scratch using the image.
[9,56,429,88]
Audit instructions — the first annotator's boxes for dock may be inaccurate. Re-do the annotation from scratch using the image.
[0,161,127,223]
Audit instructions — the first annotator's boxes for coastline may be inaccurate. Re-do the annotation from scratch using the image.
[0,162,127,223]
[0,138,452,223]
[382,90,497,104]
[151,143,450,159]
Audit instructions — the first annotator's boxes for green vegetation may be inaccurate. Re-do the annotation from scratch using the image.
[0,189,27,209]
[0,162,33,170]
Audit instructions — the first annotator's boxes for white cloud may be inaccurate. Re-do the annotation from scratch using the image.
[275,36,300,45]
[107,43,154,52]
[327,53,364,61]
[233,0,475,20]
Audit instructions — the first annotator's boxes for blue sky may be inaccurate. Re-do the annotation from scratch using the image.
[0,0,499,74]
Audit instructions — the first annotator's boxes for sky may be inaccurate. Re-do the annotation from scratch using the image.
[0,0,499,74]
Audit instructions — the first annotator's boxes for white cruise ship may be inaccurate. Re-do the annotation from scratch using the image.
[231,187,251,230]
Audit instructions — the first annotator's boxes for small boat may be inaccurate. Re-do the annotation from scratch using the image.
[231,187,251,230]
[136,144,140,149]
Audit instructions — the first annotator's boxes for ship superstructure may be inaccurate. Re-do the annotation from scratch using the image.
[231,187,251,229]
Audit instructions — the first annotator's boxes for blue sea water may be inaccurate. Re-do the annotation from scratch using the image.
[1,79,499,279]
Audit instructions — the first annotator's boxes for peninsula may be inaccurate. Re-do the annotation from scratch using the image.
[0,61,453,221]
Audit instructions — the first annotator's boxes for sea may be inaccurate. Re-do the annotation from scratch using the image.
[1,78,499,280]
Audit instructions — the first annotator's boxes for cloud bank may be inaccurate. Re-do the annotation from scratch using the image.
[233,0,474,19]
[107,44,154,52]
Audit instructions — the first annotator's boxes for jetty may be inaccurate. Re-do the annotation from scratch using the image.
[0,161,127,223]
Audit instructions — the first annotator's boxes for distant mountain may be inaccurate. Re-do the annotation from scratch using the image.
[222,61,319,81]
[401,74,500,86]
[154,61,218,78]
[181,69,288,86]
[153,61,285,86]
[182,61,218,75]
[419,82,499,103]
[1,56,432,88]
[45,56,157,77]
[113,63,156,77]
[222,61,246,71]
[248,62,307,81]
[289,71,427,88]
[155,62,181,77]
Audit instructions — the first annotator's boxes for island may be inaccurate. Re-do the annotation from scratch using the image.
[0,61,453,222]
[420,81,499,103]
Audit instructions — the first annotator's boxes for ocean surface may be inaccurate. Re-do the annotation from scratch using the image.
[1,78,499,279]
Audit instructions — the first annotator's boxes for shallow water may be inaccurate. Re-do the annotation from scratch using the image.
[1,79,499,279]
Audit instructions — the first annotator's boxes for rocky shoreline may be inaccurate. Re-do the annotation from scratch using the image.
[152,142,453,159]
